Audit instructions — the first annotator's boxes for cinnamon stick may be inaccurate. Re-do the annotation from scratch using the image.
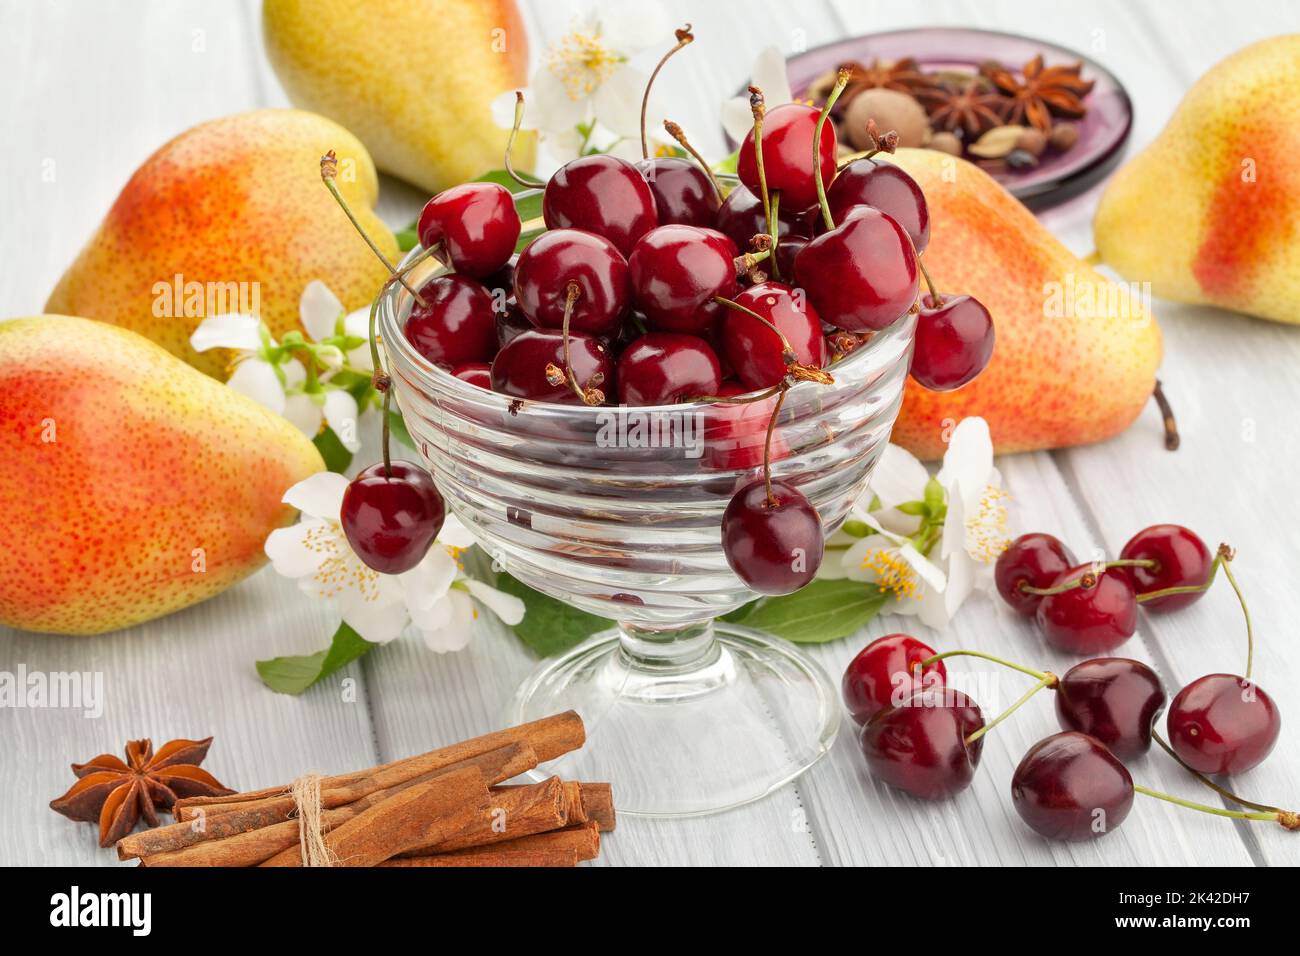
[383,823,601,867]
[125,743,534,863]
[399,776,568,856]
[496,780,615,831]
[173,712,585,816]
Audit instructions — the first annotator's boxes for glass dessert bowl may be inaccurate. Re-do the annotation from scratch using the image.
[379,246,917,817]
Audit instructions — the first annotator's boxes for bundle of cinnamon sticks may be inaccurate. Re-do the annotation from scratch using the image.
[116,712,612,867]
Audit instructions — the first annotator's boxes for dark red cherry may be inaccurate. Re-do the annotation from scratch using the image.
[721,479,823,595]
[417,182,521,278]
[773,235,808,281]
[1055,658,1166,761]
[628,225,738,329]
[495,305,532,349]
[995,533,1075,616]
[635,157,719,227]
[713,185,810,253]
[910,294,995,391]
[482,258,516,310]
[490,328,614,404]
[722,281,828,390]
[1011,732,1134,842]
[736,102,837,211]
[826,159,930,253]
[451,362,493,390]
[859,687,985,801]
[340,461,446,574]
[1118,524,1212,612]
[795,206,919,332]
[513,229,631,336]
[542,154,658,257]
[703,382,788,472]
[403,274,498,368]
[842,634,946,726]
[1036,566,1138,655]
[616,333,721,406]
[1167,674,1281,775]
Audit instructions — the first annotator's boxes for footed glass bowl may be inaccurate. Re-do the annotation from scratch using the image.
[379,245,916,816]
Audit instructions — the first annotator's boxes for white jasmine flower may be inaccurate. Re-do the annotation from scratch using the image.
[721,46,795,143]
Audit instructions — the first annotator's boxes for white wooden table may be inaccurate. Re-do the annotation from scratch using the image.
[4,0,1300,867]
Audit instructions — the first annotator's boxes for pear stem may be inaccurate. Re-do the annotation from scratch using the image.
[505,92,545,188]
[966,674,1057,746]
[814,68,851,231]
[663,120,722,201]
[1153,379,1180,451]
[641,25,694,159]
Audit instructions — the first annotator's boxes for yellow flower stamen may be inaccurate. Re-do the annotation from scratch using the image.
[545,31,622,100]
[304,523,382,601]
[862,547,920,600]
[967,485,1011,563]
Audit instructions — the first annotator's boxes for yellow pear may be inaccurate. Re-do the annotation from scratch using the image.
[263,0,534,195]
[887,149,1163,459]
[0,316,324,636]
[1094,35,1300,323]
[47,109,396,378]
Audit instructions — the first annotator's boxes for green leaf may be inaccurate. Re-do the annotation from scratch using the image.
[396,221,419,252]
[387,409,415,450]
[713,148,740,174]
[313,427,353,473]
[256,622,376,695]
[895,500,927,516]
[472,170,543,224]
[840,518,871,538]
[494,571,613,657]
[923,477,946,514]
[723,580,888,644]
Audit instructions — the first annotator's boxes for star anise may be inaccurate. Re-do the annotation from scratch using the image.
[927,78,1005,138]
[984,55,1095,133]
[50,737,234,847]
[840,57,944,109]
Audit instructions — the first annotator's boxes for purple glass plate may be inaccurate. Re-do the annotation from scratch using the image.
[761,27,1133,211]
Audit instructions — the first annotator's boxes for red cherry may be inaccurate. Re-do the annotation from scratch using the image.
[859,687,985,801]
[451,362,493,389]
[994,532,1075,615]
[616,333,721,406]
[416,182,521,278]
[842,634,946,726]
[542,154,658,257]
[910,294,995,391]
[1011,732,1134,841]
[826,159,930,253]
[495,305,532,349]
[628,225,738,329]
[713,185,811,253]
[1054,658,1166,761]
[490,328,614,404]
[722,281,828,390]
[635,157,718,227]
[1036,565,1138,655]
[513,229,631,336]
[402,274,498,368]
[703,382,789,472]
[1118,524,1212,612]
[795,206,919,332]
[1167,674,1280,775]
[340,461,446,574]
[736,102,837,210]
[721,479,823,595]
[773,235,808,281]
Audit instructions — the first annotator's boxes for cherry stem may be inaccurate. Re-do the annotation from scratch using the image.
[662,120,722,201]
[558,281,594,405]
[689,383,784,405]
[814,68,851,232]
[380,386,392,476]
[505,92,546,188]
[762,385,789,505]
[1151,730,1285,815]
[712,295,798,360]
[919,649,1053,683]
[320,151,428,307]
[733,249,772,275]
[1133,785,1298,829]
[641,25,694,159]
[917,256,941,306]
[1152,379,1180,451]
[769,190,782,281]
[1019,559,1157,596]
[966,674,1057,746]
[747,86,772,238]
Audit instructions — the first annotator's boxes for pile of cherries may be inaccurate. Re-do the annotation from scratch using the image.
[319,32,995,597]
[839,523,1296,842]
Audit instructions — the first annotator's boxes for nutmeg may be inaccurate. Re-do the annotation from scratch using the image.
[843,88,930,150]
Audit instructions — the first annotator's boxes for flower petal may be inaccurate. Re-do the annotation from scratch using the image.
[530,68,587,134]
[437,513,476,549]
[750,46,793,106]
[300,280,345,342]
[283,470,349,519]
[937,416,993,512]
[597,6,667,55]
[593,65,654,139]
[721,96,757,143]
[466,579,525,625]
[418,590,476,653]
[341,596,409,645]
[868,443,930,511]
[282,392,323,439]
[264,521,330,579]
[402,548,459,620]
[322,389,361,453]
[190,313,262,353]
[227,359,286,415]
[343,307,375,371]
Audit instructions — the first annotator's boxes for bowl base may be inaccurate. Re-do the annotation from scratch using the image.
[503,622,841,818]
